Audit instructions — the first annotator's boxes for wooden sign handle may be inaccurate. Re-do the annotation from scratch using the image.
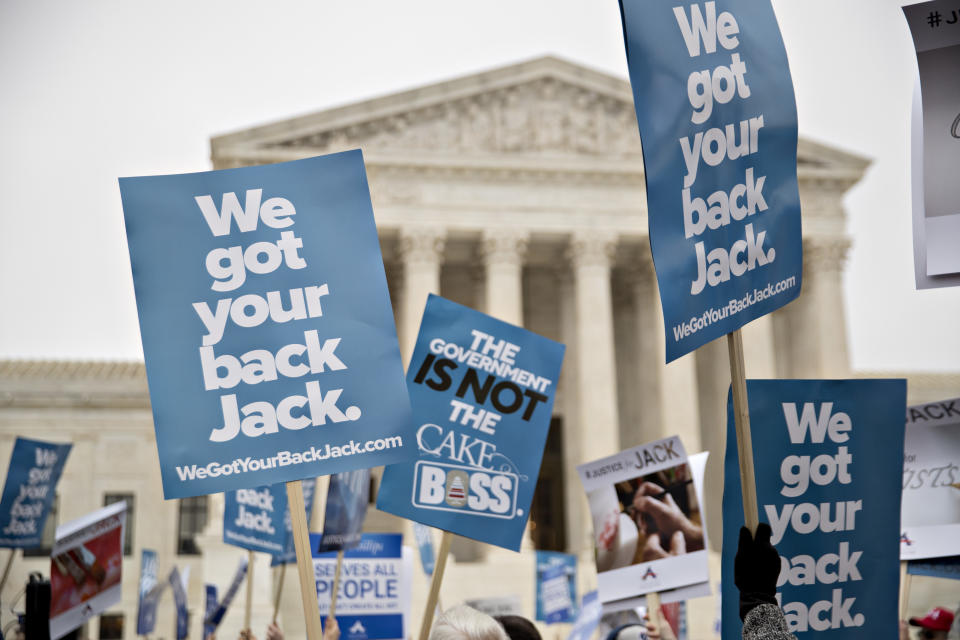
[287,480,324,640]
[418,531,453,640]
[245,550,255,631]
[329,550,345,620]
[899,561,912,620]
[727,329,759,532]
[646,591,661,629]
[272,562,286,625]
[0,549,16,593]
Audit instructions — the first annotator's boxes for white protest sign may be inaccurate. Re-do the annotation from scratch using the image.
[578,437,709,603]
[901,396,960,559]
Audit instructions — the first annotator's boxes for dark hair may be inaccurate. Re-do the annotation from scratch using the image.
[495,616,542,640]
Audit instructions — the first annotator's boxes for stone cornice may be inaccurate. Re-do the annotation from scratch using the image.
[0,360,149,410]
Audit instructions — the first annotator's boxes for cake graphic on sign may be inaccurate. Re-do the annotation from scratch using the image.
[445,471,469,507]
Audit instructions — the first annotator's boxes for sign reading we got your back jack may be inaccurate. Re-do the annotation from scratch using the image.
[721,380,906,640]
[377,295,564,551]
[618,0,802,361]
[119,152,414,498]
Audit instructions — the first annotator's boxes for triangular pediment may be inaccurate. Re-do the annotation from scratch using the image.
[211,55,870,179]
[213,56,643,161]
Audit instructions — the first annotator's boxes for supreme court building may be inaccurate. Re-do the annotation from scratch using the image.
[1,57,956,639]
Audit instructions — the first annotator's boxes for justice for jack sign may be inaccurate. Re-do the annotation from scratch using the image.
[119,152,414,498]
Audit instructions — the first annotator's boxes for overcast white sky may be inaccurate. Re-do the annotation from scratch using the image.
[0,0,957,372]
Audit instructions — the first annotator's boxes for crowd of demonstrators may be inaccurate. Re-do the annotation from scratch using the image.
[213,533,957,640]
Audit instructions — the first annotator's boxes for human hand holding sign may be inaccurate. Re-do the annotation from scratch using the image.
[632,482,704,560]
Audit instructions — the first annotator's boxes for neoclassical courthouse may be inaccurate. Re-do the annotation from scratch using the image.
[1,58,956,640]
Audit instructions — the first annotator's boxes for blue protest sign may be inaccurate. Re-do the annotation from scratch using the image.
[318,470,370,552]
[721,380,906,639]
[169,567,190,640]
[412,524,435,576]
[0,437,71,547]
[377,294,564,551]
[205,557,248,629]
[223,484,288,554]
[618,0,802,362]
[136,549,161,635]
[536,551,577,623]
[567,591,601,640]
[312,533,410,640]
[119,151,415,498]
[907,557,960,581]
[204,584,219,638]
[272,478,317,566]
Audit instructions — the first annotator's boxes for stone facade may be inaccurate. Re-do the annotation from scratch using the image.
[1,57,956,640]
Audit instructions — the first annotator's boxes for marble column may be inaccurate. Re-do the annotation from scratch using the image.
[567,231,621,463]
[480,230,528,325]
[398,226,446,366]
[772,237,851,378]
[628,253,664,447]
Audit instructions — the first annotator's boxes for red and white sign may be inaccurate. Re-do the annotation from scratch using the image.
[50,501,127,640]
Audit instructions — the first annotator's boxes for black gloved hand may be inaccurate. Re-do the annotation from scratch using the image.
[734,523,781,621]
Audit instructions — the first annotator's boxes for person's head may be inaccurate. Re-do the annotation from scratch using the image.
[429,605,510,640]
[909,607,954,640]
[494,616,542,640]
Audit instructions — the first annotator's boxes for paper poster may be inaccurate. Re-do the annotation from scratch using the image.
[118,151,415,498]
[49,501,127,640]
[318,469,370,553]
[0,437,72,548]
[204,584,219,638]
[721,379,907,638]
[909,76,960,289]
[600,579,711,614]
[541,565,575,624]
[567,592,602,640]
[578,438,709,603]
[907,556,960,581]
[904,1,960,279]
[412,523,435,576]
[465,595,523,617]
[536,551,577,623]
[205,557,248,630]
[136,549,164,636]
[618,0,802,362]
[272,477,317,566]
[170,566,190,640]
[313,533,411,640]
[900,396,960,559]
[223,484,288,554]
[377,294,565,551]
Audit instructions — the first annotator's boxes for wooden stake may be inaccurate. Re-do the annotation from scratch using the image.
[900,561,912,620]
[646,591,661,630]
[418,531,453,640]
[272,562,287,625]
[286,480,324,640]
[727,329,759,532]
[0,549,17,593]
[329,550,345,620]
[245,550,255,632]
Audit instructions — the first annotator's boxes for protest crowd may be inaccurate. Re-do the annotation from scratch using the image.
[0,1,959,640]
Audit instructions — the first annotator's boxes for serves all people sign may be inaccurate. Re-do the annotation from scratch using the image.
[376,294,564,551]
[119,152,415,498]
[617,0,802,361]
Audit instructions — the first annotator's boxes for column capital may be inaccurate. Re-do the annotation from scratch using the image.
[803,236,851,275]
[480,229,529,268]
[398,226,446,265]
[567,231,618,270]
